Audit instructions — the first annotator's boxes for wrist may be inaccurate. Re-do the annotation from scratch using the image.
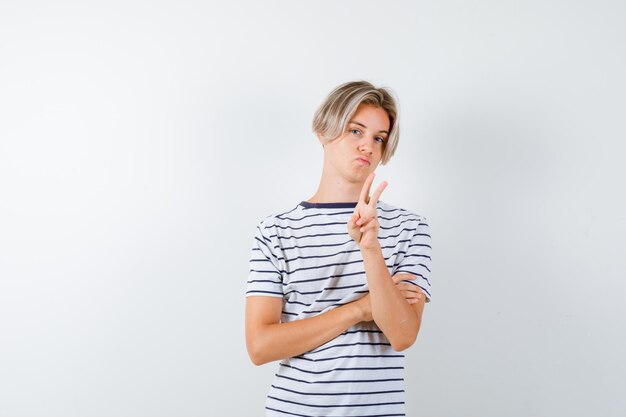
[347,298,367,323]
[359,241,381,255]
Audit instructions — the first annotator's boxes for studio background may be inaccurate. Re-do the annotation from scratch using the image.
[1,1,625,416]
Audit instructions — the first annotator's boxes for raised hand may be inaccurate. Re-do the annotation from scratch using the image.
[347,172,387,250]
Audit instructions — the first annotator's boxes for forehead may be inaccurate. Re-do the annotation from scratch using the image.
[349,104,390,131]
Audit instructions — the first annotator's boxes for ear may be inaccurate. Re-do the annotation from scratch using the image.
[316,132,326,147]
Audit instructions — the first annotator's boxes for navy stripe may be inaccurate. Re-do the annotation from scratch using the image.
[249,269,281,274]
[283,284,366,297]
[282,249,431,274]
[265,406,405,417]
[247,279,281,284]
[395,269,430,283]
[341,329,383,335]
[310,342,392,355]
[393,270,429,283]
[285,300,310,306]
[378,206,408,213]
[275,374,403,385]
[269,217,420,232]
[271,227,417,242]
[408,242,432,249]
[275,210,354,222]
[299,201,357,209]
[381,239,411,248]
[285,259,363,275]
[271,384,404,396]
[279,239,354,251]
[273,205,301,219]
[393,282,432,298]
[284,288,328,296]
[403,253,432,260]
[293,354,403,362]
[254,236,272,249]
[378,219,424,230]
[275,328,384,341]
[286,270,368,285]
[378,228,418,240]
[265,407,310,417]
[246,290,282,296]
[268,394,404,408]
[379,212,418,221]
[294,354,404,362]
[282,249,360,264]
[267,221,347,231]
[270,231,348,240]
[278,255,429,280]
[323,283,366,290]
[280,363,404,375]
[258,226,273,241]
[285,299,366,315]
[392,263,431,273]
[282,247,422,265]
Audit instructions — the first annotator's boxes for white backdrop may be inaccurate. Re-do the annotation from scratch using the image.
[1,1,625,416]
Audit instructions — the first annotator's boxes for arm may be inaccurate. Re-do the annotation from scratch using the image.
[361,250,425,351]
[348,172,426,351]
[245,294,371,366]
[246,284,423,365]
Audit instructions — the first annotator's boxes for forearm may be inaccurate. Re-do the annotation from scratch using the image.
[361,244,421,351]
[247,301,364,366]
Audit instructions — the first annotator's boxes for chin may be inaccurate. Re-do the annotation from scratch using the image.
[348,169,372,183]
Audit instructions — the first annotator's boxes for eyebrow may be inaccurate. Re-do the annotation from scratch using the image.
[349,120,389,135]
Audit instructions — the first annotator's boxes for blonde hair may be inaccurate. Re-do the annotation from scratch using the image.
[312,80,400,165]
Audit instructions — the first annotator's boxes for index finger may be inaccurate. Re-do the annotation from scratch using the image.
[358,172,375,204]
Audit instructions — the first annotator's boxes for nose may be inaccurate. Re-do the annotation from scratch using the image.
[358,136,375,154]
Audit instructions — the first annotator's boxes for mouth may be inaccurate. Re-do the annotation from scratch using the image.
[356,157,371,166]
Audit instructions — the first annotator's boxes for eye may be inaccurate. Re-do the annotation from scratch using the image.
[374,136,385,143]
[350,128,361,135]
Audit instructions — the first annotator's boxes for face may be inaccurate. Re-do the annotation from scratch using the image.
[321,104,390,183]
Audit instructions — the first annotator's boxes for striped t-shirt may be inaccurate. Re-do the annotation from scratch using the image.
[246,200,432,417]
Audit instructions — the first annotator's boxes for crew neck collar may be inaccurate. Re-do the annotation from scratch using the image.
[299,201,358,209]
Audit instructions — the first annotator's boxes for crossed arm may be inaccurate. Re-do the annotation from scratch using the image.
[245,174,426,365]
[245,276,424,365]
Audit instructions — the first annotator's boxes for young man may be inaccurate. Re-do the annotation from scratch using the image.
[245,81,432,416]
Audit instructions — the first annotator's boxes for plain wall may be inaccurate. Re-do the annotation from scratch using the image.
[1,1,625,416]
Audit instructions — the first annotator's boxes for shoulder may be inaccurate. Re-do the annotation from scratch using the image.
[255,203,305,231]
[377,200,429,225]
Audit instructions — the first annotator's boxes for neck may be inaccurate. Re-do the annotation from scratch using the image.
[307,167,364,204]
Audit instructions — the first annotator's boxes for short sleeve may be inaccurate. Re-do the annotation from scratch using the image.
[245,223,284,298]
[393,218,432,302]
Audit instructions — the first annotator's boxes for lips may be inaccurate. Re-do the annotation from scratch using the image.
[356,157,371,166]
